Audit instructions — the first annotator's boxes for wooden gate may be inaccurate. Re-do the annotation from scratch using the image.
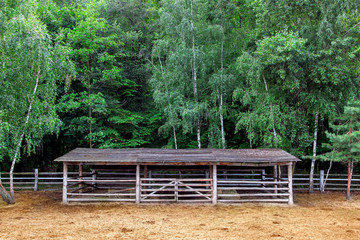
[140,178,212,203]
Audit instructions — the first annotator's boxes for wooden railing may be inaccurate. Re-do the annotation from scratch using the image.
[1,169,360,192]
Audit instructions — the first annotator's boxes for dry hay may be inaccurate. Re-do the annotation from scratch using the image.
[0,191,360,240]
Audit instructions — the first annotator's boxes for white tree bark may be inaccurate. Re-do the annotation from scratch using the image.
[309,111,319,193]
[324,160,333,187]
[262,75,277,147]
[219,94,225,149]
[9,69,41,202]
[190,0,201,149]
[172,126,178,149]
[219,31,226,149]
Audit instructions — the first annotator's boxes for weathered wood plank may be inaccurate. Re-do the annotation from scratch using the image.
[55,148,300,164]
[218,193,290,197]
[62,163,68,204]
[67,198,135,202]
[218,187,289,191]
[67,193,135,197]
[218,199,289,203]
[218,180,289,184]
[288,163,293,205]
[212,164,217,204]
[136,164,140,204]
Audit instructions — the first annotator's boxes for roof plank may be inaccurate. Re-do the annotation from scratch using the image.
[54,148,300,165]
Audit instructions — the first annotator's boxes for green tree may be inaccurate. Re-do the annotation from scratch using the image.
[320,100,360,200]
[51,0,154,149]
[0,0,72,203]
[152,0,209,149]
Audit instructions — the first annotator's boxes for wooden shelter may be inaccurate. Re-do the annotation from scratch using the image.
[55,148,299,204]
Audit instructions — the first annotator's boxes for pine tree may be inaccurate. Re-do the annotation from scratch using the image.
[320,100,360,200]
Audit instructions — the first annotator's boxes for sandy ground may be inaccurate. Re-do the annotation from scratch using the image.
[0,191,360,240]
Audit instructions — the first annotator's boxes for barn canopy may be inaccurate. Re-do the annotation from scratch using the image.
[55,148,299,166]
[55,148,300,205]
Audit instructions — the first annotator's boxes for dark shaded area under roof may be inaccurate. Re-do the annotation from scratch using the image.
[55,148,300,166]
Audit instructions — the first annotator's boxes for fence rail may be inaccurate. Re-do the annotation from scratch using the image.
[1,169,360,192]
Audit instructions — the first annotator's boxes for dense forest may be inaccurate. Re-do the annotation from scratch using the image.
[1,0,360,176]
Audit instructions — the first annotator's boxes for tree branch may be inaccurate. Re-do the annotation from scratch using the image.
[342,21,360,38]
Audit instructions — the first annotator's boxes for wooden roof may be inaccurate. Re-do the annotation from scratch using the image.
[55,148,299,166]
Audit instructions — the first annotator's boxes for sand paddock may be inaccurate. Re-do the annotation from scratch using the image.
[0,191,360,240]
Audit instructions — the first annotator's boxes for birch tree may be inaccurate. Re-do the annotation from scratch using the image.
[206,0,237,149]
[0,0,72,203]
[154,0,208,148]
[149,41,181,149]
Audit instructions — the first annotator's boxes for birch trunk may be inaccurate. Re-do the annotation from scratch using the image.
[0,170,13,204]
[8,69,41,203]
[0,182,13,204]
[89,104,92,148]
[324,160,333,188]
[172,126,178,149]
[219,94,225,149]
[309,112,319,193]
[262,75,277,147]
[190,0,201,149]
[219,32,226,149]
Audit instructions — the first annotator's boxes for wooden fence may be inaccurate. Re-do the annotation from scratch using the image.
[1,169,360,192]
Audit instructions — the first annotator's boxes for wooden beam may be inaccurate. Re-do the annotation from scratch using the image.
[62,163,68,204]
[212,164,217,204]
[136,164,140,204]
[288,162,293,205]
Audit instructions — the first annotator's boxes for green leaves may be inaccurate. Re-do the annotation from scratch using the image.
[320,100,360,163]
[0,0,72,163]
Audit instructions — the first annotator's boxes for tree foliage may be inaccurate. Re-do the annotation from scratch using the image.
[0,0,360,189]
[320,100,360,200]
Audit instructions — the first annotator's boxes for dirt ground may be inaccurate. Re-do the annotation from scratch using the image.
[0,191,360,240]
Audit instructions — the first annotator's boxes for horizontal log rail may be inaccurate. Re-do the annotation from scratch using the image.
[218,180,289,184]
[2,169,360,192]
[67,179,136,183]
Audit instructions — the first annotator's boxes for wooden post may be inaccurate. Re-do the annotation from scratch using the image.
[319,170,325,193]
[261,169,266,188]
[212,164,217,204]
[62,163,68,204]
[34,169,38,191]
[91,169,96,190]
[144,166,148,178]
[79,164,83,193]
[288,163,293,205]
[273,165,278,194]
[136,164,140,204]
[278,166,282,179]
[175,179,179,202]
